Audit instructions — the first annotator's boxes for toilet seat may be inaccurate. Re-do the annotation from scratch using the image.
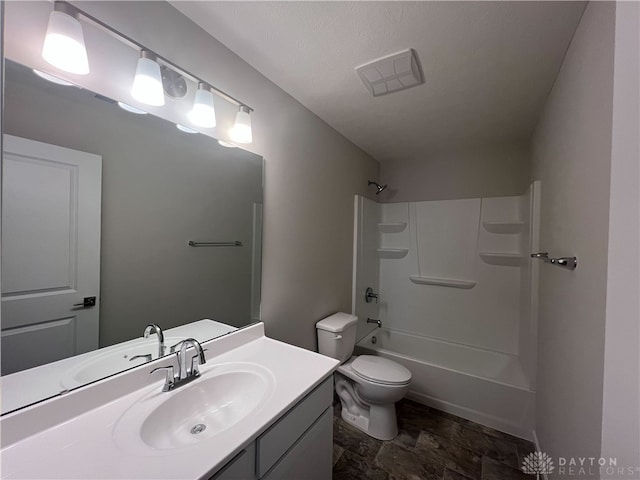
[351,355,411,386]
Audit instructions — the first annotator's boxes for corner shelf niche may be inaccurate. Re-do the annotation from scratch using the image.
[482,221,525,234]
[377,248,409,259]
[377,222,408,233]
[409,275,476,289]
[479,252,525,267]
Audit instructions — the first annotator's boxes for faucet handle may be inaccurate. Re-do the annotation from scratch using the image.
[189,354,203,377]
[365,287,379,304]
[190,348,208,373]
[129,353,153,363]
[150,365,176,392]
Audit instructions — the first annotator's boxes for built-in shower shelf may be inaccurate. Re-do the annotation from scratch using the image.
[377,222,408,233]
[409,275,476,289]
[482,221,525,234]
[377,248,409,259]
[479,252,525,267]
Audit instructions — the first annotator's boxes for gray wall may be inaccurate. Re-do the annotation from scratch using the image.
[379,141,531,202]
[71,1,380,350]
[531,1,614,463]
[4,64,263,346]
[601,0,640,467]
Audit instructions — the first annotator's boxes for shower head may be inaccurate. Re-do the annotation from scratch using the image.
[368,180,387,195]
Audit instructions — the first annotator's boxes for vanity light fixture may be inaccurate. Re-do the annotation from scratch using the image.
[117,102,147,114]
[42,2,90,75]
[38,2,255,142]
[230,105,252,144]
[188,83,217,128]
[32,69,77,87]
[176,124,198,134]
[218,140,237,148]
[131,50,165,107]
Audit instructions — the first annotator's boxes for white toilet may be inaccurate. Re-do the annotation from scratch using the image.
[316,312,411,440]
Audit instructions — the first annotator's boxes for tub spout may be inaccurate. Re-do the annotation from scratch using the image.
[367,318,382,328]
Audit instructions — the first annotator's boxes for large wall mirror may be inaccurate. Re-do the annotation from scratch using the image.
[1,5,263,414]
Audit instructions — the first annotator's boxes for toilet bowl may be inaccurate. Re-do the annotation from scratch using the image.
[316,313,411,440]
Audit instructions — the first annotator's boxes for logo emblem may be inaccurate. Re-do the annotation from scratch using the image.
[522,451,555,478]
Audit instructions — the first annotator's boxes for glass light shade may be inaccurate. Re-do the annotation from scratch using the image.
[131,55,165,107]
[218,140,237,148]
[41,10,89,75]
[32,69,76,86]
[188,85,216,128]
[230,106,252,144]
[117,102,147,114]
[176,124,198,134]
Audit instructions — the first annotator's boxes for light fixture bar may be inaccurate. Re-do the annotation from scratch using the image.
[56,1,253,112]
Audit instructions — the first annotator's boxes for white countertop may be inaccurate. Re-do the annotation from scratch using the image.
[0,323,339,479]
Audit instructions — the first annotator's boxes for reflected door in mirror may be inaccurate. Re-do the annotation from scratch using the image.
[1,135,102,374]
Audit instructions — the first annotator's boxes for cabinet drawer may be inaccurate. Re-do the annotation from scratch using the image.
[256,375,333,478]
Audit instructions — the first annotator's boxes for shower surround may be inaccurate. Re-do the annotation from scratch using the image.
[352,182,540,439]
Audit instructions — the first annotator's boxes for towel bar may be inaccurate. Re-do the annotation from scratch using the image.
[188,241,242,247]
[531,252,577,270]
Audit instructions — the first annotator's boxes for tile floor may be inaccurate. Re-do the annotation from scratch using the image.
[333,399,535,480]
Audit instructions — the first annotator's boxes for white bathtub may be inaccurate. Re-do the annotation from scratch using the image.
[355,328,535,440]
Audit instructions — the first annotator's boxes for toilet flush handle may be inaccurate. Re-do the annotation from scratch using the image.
[335,335,343,340]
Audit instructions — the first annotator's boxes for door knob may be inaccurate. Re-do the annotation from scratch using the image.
[73,296,96,308]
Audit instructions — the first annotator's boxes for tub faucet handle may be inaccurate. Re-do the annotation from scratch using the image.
[365,287,379,304]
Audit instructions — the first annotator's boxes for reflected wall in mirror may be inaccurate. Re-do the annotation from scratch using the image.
[1,59,264,413]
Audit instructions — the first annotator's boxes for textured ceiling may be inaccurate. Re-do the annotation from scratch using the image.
[171,1,586,163]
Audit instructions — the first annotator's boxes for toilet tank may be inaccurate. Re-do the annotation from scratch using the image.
[316,313,358,363]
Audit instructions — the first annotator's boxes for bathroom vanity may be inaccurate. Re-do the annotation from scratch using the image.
[0,323,339,479]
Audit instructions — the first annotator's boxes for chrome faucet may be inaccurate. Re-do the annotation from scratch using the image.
[178,338,206,380]
[367,318,382,328]
[150,337,206,392]
[143,323,165,358]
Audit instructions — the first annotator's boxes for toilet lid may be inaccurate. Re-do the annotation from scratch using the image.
[351,355,411,385]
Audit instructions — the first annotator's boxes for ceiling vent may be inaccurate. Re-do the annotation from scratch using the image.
[356,49,423,97]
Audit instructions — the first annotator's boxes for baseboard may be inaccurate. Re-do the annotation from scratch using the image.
[406,390,534,441]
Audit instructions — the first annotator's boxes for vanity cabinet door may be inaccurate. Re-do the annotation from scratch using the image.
[209,443,257,480]
[211,375,334,480]
[256,376,333,477]
[261,407,333,480]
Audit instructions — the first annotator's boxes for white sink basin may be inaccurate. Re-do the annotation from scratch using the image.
[61,337,184,389]
[113,362,275,454]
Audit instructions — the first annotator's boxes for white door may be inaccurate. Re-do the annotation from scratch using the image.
[1,135,102,375]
